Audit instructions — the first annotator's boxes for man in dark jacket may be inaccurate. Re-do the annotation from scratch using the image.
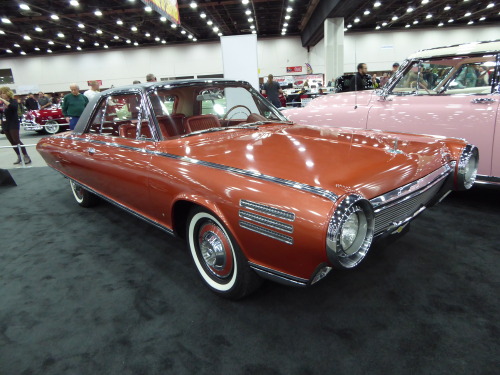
[25,93,39,110]
[350,63,378,91]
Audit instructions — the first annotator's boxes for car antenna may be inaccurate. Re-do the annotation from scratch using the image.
[354,43,358,109]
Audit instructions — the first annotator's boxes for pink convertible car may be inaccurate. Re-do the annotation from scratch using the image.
[284,40,500,186]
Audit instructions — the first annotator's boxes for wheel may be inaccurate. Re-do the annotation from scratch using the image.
[70,180,99,207]
[44,120,60,134]
[222,105,252,126]
[187,208,262,299]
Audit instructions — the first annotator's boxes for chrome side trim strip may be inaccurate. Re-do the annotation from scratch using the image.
[370,163,453,209]
[65,175,174,236]
[51,136,338,202]
[248,262,308,286]
[239,221,294,245]
[240,199,295,221]
[239,210,294,233]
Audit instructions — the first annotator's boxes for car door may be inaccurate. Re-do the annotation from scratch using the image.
[73,92,157,216]
[367,55,499,177]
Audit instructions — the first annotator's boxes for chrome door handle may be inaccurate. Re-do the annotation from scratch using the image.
[87,147,96,155]
[471,98,495,104]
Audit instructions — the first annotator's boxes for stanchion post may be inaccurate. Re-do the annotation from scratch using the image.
[17,144,26,167]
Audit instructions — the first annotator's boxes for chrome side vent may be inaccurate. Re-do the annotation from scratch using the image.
[240,200,295,221]
[239,200,295,245]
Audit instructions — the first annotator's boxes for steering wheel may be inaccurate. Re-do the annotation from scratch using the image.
[222,105,252,126]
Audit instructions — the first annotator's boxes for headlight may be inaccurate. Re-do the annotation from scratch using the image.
[456,145,478,190]
[326,195,375,269]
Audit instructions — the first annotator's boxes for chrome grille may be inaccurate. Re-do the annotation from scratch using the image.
[373,178,445,234]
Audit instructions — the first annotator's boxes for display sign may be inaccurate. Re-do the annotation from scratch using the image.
[87,80,102,86]
[141,0,180,25]
[286,66,302,73]
[272,74,324,88]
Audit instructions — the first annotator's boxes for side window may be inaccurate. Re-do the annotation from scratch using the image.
[447,57,496,94]
[86,93,151,139]
[200,89,226,116]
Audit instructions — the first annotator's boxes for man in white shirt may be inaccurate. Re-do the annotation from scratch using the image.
[84,81,100,101]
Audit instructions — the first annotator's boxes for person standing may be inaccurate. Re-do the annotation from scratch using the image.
[262,74,283,108]
[37,91,52,109]
[0,87,31,165]
[350,63,378,91]
[84,80,100,101]
[146,73,157,82]
[62,84,88,130]
[25,93,39,111]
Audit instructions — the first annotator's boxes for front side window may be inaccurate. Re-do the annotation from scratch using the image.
[390,55,496,95]
[87,93,151,139]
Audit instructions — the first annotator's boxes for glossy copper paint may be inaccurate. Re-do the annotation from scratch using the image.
[37,122,467,280]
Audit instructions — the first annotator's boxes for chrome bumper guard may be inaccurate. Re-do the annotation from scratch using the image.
[22,121,43,131]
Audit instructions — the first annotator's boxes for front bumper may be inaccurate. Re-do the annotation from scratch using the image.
[22,120,44,131]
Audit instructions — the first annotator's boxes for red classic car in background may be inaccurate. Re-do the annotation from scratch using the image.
[37,79,477,299]
[22,106,68,134]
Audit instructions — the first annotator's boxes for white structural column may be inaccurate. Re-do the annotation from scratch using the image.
[220,34,259,90]
[324,18,344,85]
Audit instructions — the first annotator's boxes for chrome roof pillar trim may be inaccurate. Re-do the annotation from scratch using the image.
[248,262,308,287]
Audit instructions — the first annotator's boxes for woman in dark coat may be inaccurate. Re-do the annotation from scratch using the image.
[0,87,31,164]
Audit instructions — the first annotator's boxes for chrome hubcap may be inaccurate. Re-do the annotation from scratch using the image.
[200,231,226,271]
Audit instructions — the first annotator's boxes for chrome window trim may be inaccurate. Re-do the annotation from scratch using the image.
[239,221,294,245]
[51,136,339,202]
[370,163,453,209]
[240,200,295,221]
[239,210,294,233]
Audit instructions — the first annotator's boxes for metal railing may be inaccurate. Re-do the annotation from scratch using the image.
[0,143,37,168]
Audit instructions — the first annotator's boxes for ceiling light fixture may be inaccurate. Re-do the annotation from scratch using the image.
[126,39,131,44]
[47,49,52,53]
[23,35,31,40]
[34,47,40,51]
[426,14,432,19]
[286,7,293,12]
[66,45,71,48]
[218,32,223,36]
[131,26,138,31]
[374,1,382,7]
[444,5,451,10]
[375,25,381,29]
[421,0,429,4]
[160,17,167,22]
[250,25,255,29]
[155,36,160,41]
[94,42,99,46]
[486,3,494,8]
[104,44,109,48]
[145,6,152,12]
[70,1,79,6]
[171,23,177,28]
[116,19,123,25]
[76,46,82,50]
[13,43,20,47]
[248,17,254,22]
[413,20,419,24]
[207,20,213,25]
[114,36,119,40]
[190,1,197,8]
[57,32,65,38]
[285,15,291,19]
[35,26,43,32]
[213,26,219,32]
[479,16,486,20]
[464,12,471,16]
[162,40,166,44]
[242,0,249,4]
[468,20,474,24]
[181,30,186,34]
[448,18,454,22]
[2,18,12,23]
[94,10,102,16]
[134,42,139,46]
[145,32,150,37]
[20,51,27,55]
[96,29,102,34]
[407,7,414,12]
[79,38,84,42]
[200,13,207,18]
[392,15,398,20]
[382,22,388,26]
[188,34,193,39]
[6,49,13,53]
[78,23,85,28]
[364,10,371,15]
[354,17,360,23]
[48,40,54,45]
[245,10,251,15]
[20,4,30,10]
[405,24,410,28]
[438,22,444,26]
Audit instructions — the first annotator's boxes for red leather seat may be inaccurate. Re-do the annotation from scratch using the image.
[185,114,221,133]
[119,122,152,139]
[156,114,187,138]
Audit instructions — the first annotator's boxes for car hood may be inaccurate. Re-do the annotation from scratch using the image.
[164,124,452,200]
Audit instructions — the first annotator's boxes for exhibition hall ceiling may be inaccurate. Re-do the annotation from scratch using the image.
[0,0,498,57]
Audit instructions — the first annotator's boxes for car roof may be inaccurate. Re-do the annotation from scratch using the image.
[408,40,500,59]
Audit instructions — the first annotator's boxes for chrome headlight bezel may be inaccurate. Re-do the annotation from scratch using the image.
[326,195,375,269]
[456,144,479,190]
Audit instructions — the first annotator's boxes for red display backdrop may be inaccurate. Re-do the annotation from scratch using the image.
[141,0,180,25]
[286,66,303,73]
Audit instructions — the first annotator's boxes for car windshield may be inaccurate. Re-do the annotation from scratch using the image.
[390,55,496,96]
[148,82,288,135]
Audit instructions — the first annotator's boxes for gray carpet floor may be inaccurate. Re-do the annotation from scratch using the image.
[1,167,499,375]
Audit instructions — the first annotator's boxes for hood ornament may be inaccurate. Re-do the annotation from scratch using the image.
[388,139,404,154]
